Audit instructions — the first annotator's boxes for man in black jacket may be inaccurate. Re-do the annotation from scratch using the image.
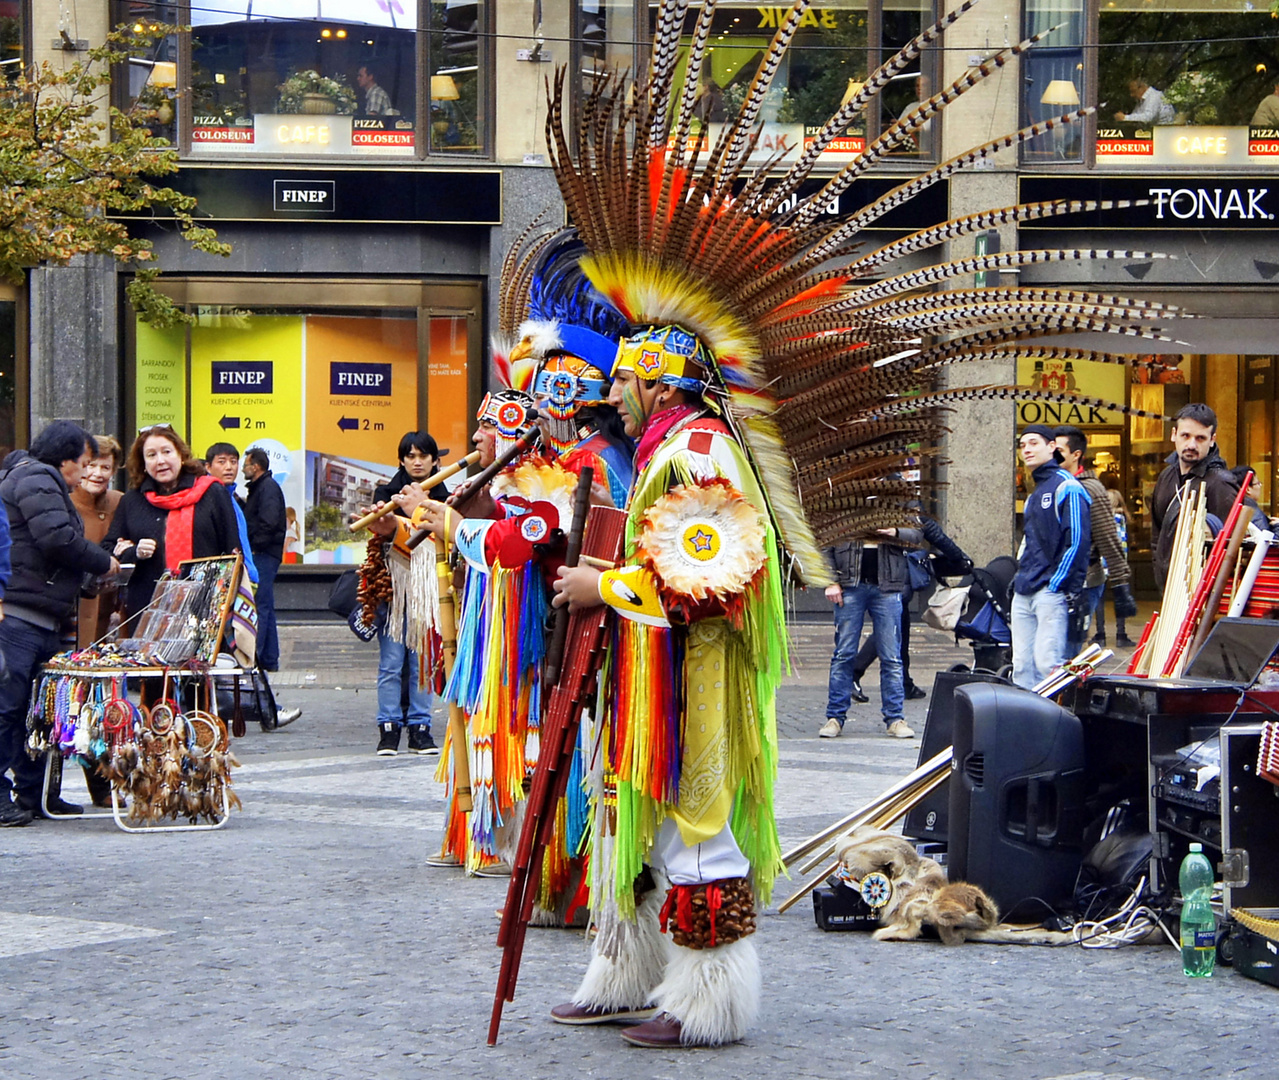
[1150,403,1240,590]
[242,447,287,672]
[0,422,117,824]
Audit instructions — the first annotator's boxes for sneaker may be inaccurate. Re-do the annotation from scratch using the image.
[407,726,439,755]
[275,707,302,727]
[17,793,82,818]
[376,722,401,756]
[849,678,869,704]
[904,684,927,701]
[885,719,916,739]
[0,800,33,827]
[1115,634,1138,648]
[1090,633,1107,647]
[818,718,843,739]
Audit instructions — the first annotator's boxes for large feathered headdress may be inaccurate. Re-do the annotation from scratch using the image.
[543,0,1179,585]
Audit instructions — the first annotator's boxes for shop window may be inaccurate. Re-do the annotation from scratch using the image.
[188,1,422,158]
[1093,0,1279,168]
[0,0,22,83]
[1022,0,1085,164]
[114,3,179,145]
[130,289,479,567]
[648,1,936,171]
[427,0,487,154]
[575,1,639,102]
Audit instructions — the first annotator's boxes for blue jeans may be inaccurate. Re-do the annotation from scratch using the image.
[254,552,281,670]
[1065,581,1105,658]
[826,584,904,725]
[376,620,432,729]
[1011,588,1069,689]
[0,617,62,803]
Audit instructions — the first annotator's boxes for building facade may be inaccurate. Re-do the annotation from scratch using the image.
[7,1,1279,602]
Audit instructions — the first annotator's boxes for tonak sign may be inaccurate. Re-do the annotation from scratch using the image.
[1019,176,1279,231]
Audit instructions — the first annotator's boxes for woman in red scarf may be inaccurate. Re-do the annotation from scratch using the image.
[103,426,241,623]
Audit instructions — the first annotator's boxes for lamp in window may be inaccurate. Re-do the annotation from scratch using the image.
[145,61,177,126]
[430,75,460,102]
[1040,80,1080,159]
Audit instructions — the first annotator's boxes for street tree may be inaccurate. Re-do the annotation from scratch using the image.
[0,26,228,328]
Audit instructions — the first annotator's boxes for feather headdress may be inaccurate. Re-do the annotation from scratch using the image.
[542,0,1180,583]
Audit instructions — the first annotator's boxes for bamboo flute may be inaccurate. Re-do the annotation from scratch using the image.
[347,450,481,533]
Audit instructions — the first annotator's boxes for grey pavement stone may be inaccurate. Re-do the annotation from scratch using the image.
[0,621,1270,1079]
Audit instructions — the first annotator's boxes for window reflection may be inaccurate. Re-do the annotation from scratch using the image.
[115,3,179,144]
[0,0,22,84]
[1023,0,1084,163]
[189,1,420,156]
[650,2,934,169]
[428,0,484,153]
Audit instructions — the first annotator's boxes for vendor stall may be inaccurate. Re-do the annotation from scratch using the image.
[25,555,251,833]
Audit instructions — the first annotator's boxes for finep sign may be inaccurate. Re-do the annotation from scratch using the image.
[211,361,274,394]
[330,362,392,396]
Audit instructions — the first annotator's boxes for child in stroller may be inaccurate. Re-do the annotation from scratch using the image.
[950,555,1016,676]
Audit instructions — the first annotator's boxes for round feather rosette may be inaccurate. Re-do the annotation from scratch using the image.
[490,457,580,527]
[636,478,767,614]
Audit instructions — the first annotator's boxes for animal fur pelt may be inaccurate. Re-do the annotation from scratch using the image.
[834,826,1072,945]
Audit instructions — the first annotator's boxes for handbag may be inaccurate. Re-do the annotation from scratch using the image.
[328,569,359,619]
[905,550,932,592]
[922,585,968,632]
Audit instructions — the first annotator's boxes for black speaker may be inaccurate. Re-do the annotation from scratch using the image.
[948,683,1087,918]
[903,670,1004,844]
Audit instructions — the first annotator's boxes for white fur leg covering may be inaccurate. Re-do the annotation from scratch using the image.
[571,883,670,1011]
[652,937,761,1047]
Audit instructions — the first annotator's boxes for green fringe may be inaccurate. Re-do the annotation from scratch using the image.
[610,427,790,908]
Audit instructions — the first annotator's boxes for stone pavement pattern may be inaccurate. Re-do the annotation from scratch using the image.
[0,619,1273,1079]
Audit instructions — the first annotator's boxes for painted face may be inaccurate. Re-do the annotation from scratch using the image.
[473,421,497,468]
[1019,434,1056,470]
[61,447,93,489]
[208,453,239,486]
[1172,418,1214,469]
[401,448,436,480]
[81,454,115,496]
[609,369,661,439]
[144,434,183,487]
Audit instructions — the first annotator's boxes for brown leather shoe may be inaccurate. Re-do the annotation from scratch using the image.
[550,1001,658,1026]
[620,1012,684,1048]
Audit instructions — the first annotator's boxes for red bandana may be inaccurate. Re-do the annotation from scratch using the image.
[634,404,701,473]
[145,474,219,573]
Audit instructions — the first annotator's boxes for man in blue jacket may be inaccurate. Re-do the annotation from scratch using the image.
[1012,423,1091,689]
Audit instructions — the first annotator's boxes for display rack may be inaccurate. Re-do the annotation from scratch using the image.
[29,555,250,834]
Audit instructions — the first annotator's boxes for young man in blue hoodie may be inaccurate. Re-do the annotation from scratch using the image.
[1011,423,1091,689]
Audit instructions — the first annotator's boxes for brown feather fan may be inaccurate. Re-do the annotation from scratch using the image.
[537,0,1182,582]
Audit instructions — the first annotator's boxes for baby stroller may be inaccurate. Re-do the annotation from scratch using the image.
[950,555,1016,676]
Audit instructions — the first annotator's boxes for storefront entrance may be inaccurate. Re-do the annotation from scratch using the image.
[126,277,483,573]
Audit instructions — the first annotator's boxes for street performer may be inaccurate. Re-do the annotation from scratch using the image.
[549,324,790,1049]
[414,233,634,913]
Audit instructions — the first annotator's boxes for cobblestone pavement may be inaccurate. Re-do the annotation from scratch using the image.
[0,618,1273,1079]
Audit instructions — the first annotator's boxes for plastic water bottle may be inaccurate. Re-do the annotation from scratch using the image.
[1179,843,1216,978]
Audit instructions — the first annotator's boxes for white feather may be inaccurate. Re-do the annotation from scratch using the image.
[516,319,563,359]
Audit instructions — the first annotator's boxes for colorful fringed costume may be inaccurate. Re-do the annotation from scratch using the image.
[515,0,1183,1049]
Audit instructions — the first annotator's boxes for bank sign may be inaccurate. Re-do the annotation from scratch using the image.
[1019,177,1278,230]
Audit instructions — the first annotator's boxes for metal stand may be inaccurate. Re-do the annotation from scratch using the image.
[34,664,244,834]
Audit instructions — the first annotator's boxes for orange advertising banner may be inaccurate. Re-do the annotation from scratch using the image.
[305,314,419,462]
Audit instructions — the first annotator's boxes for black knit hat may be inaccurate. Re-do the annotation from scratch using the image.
[1019,423,1057,443]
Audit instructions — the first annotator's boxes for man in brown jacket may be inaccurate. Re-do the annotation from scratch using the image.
[1055,426,1138,655]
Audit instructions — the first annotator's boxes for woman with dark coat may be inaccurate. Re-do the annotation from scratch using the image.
[103,425,241,623]
[0,421,116,823]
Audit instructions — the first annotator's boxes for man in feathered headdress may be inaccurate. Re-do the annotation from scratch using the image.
[551,322,787,1049]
